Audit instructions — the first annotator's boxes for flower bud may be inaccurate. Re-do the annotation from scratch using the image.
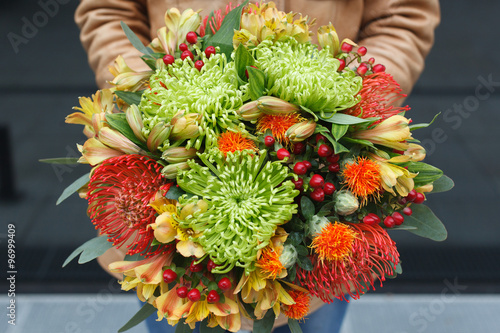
[170,111,201,141]
[286,120,316,143]
[126,105,146,142]
[317,24,340,56]
[237,101,263,121]
[308,215,330,237]
[334,190,359,216]
[147,122,172,152]
[279,244,298,269]
[98,127,144,155]
[257,96,299,115]
[162,147,198,163]
[161,162,190,179]
[179,199,209,220]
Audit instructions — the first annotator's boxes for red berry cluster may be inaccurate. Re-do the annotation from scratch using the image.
[163,258,232,304]
[162,31,217,72]
[338,42,386,76]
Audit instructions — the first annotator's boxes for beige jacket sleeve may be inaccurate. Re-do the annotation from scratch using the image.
[358,0,440,95]
[75,0,151,88]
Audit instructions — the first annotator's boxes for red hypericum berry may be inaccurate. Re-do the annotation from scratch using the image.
[372,64,386,73]
[162,54,175,66]
[368,213,381,224]
[187,289,201,302]
[264,136,275,147]
[310,188,325,202]
[324,182,336,195]
[207,259,218,272]
[315,134,327,143]
[190,260,203,272]
[293,142,306,155]
[181,50,194,61]
[337,58,346,72]
[392,212,405,225]
[398,197,408,205]
[303,160,312,170]
[291,178,304,190]
[341,42,353,53]
[204,46,216,58]
[367,57,375,65]
[163,269,177,283]
[363,215,377,226]
[194,60,204,71]
[309,174,325,188]
[357,64,368,76]
[218,277,232,291]
[328,163,340,173]
[293,162,307,175]
[176,286,188,298]
[413,192,426,204]
[317,144,333,157]
[207,290,220,303]
[179,43,188,52]
[276,148,290,160]
[406,189,417,202]
[402,207,413,216]
[186,31,198,44]
[384,216,396,228]
[326,154,340,164]
[357,46,367,56]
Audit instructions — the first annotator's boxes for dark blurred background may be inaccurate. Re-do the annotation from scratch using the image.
[0,0,499,296]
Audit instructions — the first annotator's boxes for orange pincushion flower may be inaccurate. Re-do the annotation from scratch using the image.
[342,157,381,205]
[311,222,358,262]
[256,246,285,280]
[257,113,304,145]
[217,131,257,155]
[283,290,311,320]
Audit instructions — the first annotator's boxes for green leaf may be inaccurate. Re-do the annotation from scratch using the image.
[407,162,443,187]
[205,0,249,60]
[320,131,351,154]
[287,264,297,281]
[331,123,349,141]
[253,308,275,333]
[165,185,187,200]
[56,172,90,205]
[141,55,157,70]
[63,236,113,267]
[120,21,152,55]
[200,319,226,333]
[430,175,455,193]
[105,113,148,150]
[114,90,144,106]
[395,262,403,274]
[203,11,216,38]
[118,303,156,332]
[241,300,257,320]
[234,44,255,81]
[341,137,377,149]
[288,232,303,246]
[300,196,315,220]
[296,245,308,257]
[409,112,441,131]
[317,202,336,217]
[175,319,194,333]
[403,204,447,241]
[39,157,80,164]
[299,105,318,121]
[288,318,303,333]
[296,256,313,271]
[319,113,373,125]
[247,66,266,100]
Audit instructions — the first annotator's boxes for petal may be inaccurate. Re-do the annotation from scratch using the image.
[176,240,205,258]
[216,312,242,332]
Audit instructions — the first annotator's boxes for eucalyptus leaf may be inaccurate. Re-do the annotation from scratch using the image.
[105,113,149,151]
[253,309,275,333]
[118,303,156,332]
[114,90,144,106]
[296,245,309,257]
[63,236,113,267]
[407,162,443,187]
[430,175,455,193]
[297,256,313,271]
[341,137,376,149]
[200,319,226,333]
[247,66,266,100]
[288,232,303,246]
[56,172,90,205]
[39,157,80,164]
[175,319,194,333]
[288,318,303,333]
[409,112,441,131]
[120,21,152,55]
[165,185,187,200]
[403,204,447,241]
[319,113,373,125]
[300,196,315,220]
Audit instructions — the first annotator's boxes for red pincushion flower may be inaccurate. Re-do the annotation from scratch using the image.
[87,154,173,257]
[297,223,399,303]
[283,290,311,321]
[345,72,410,121]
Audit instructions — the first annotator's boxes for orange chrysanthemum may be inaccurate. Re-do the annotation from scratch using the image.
[342,157,381,205]
[257,113,304,145]
[345,72,410,122]
[310,222,358,262]
[283,290,311,320]
[256,247,285,280]
[217,131,257,155]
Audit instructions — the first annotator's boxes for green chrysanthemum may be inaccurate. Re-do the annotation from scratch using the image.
[176,149,299,274]
[255,38,363,116]
[139,52,249,149]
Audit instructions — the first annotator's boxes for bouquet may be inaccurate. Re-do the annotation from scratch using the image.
[44,1,453,332]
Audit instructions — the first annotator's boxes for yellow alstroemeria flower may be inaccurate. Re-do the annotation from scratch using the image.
[368,151,417,197]
[352,115,413,150]
[109,56,153,92]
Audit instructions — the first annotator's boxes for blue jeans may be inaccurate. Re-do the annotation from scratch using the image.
[141,298,349,333]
